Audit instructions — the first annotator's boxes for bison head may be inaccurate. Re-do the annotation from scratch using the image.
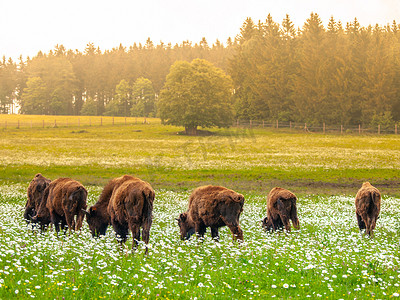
[85,207,109,237]
[30,212,51,231]
[23,207,36,224]
[176,213,195,240]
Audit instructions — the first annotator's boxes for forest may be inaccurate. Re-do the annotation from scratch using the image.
[1,13,400,126]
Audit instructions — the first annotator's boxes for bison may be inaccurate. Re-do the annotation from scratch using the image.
[85,175,136,237]
[107,177,155,251]
[24,173,51,224]
[262,187,300,232]
[355,182,381,237]
[177,185,245,242]
[34,178,87,233]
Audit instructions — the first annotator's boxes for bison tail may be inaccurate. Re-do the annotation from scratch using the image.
[367,192,380,215]
[142,189,155,221]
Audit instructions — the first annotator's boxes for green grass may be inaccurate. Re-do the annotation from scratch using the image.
[1,115,400,195]
[0,185,399,299]
[0,115,400,299]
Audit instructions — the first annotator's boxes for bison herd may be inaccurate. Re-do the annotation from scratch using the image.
[24,173,382,251]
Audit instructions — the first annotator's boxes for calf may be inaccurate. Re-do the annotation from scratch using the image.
[85,175,136,237]
[262,187,300,232]
[107,177,155,251]
[177,185,245,242]
[355,182,381,237]
[34,178,87,233]
[24,173,51,224]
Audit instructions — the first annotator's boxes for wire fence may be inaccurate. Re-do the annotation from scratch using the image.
[0,116,399,135]
[234,120,399,135]
[0,116,160,129]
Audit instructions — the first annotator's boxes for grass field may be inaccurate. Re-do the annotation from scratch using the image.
[0,115,399,299]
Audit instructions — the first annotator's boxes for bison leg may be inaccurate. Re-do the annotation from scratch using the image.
[195,222,207,240]
[61,217,68,233]
[211,226,219,242]
[279,215,291,232]
[356,213,366,232]
[75,210,85,231]
[50,212,65,234]
[129,223,141,250]
[367,216,377,238]
[112,220,129,245]
[290,205,300,230]
[64,212,75,234]
[142,217,152,254]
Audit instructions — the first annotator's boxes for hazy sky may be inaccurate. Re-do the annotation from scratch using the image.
[1,0,399,60]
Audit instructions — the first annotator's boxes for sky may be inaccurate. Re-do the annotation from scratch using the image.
[0,0,399,60]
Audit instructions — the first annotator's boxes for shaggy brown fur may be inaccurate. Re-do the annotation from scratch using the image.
[177,185,245,242]
[262,187,300,232]
[24,173,51,224]
[107,178,155,251]
[355,182,381,237]
[86,175,136,237]
[35,178,87,233]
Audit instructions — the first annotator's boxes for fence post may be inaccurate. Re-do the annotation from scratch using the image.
[262,120,265,128]
[323,122,325,134]
[304,123,307,131]
[250,120,252,128]
[341,125,343,134]
[276,120,279,129]
[359,124,361,135]
[290,121,292,130]
[395,124,398,135]
[378,124,380,135]
[54,119,57,128]
[17,120,20,129]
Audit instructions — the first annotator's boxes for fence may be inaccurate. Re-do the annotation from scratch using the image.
[234,120,399,135]
[0,116,160,129]
[0,116,398,135]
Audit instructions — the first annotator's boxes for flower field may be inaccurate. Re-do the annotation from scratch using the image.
[0,116,400,299]
[0,183,399,299]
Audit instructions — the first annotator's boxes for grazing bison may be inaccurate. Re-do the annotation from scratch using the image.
[85,175,136,237]
[107,177,155,251]
[262,187,300,232]
[24,173,51,224]
[34,178,87,233]
[177,185,245,242]
[355,182,381,237]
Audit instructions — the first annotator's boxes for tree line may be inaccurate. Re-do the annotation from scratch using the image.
[1,13,399,127]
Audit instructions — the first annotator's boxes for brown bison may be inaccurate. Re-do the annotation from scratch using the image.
[34,178,87,233]
[85,175,136,237]
[107,177,155,250]
[24,173,51,224]
[177,185,245,242]
[262,187,300,232]
[355,182,381,237]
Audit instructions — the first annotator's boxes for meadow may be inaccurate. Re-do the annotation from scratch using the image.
[0,115,399,299]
